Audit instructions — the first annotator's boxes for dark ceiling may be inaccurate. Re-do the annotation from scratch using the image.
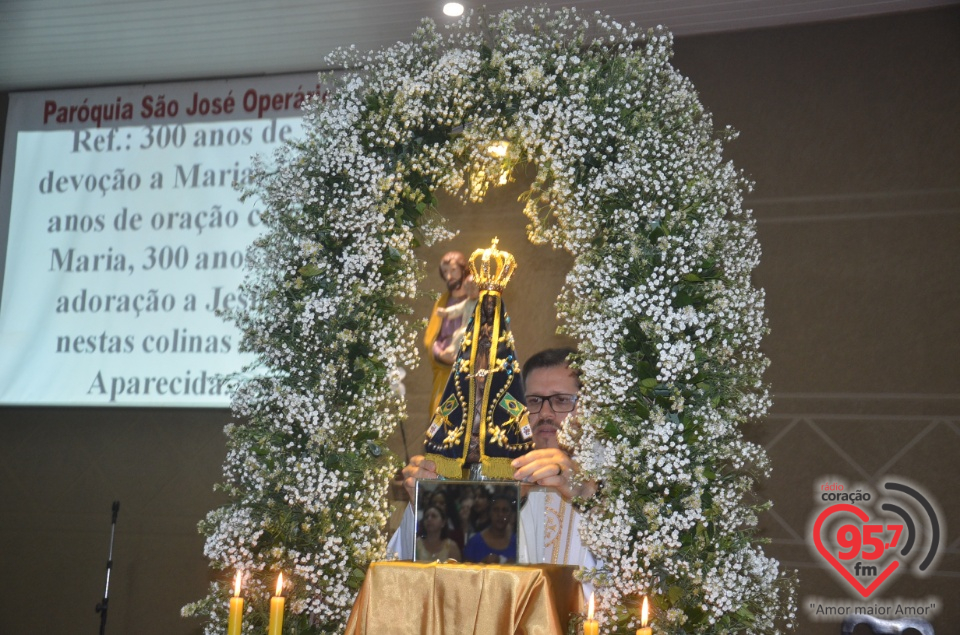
[0,0,955,92]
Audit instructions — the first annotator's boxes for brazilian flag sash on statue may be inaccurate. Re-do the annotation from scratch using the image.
[424,289,532,479]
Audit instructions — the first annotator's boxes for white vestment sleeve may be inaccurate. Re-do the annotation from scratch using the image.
[518,492,545,564]
[386,503,416,560]
[520,490,599,568]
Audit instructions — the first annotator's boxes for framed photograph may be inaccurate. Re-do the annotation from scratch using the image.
[413,480,521,564]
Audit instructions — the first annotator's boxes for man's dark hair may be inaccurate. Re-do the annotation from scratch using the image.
[521,347,579,387]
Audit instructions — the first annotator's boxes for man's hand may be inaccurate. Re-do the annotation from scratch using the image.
[402,455,438,501]
[511,448,597,502]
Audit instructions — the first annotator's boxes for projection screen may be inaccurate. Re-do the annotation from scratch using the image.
[0,73,324,407]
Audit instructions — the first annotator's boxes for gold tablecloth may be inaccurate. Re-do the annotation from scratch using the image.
[344,561,583,635]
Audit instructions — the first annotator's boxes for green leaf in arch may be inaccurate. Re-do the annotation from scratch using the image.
[299,264,322,277]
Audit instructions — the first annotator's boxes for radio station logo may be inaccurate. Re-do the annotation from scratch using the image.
[809,477,943,599]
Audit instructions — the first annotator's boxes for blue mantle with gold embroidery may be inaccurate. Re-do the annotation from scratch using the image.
[423,287,531,479]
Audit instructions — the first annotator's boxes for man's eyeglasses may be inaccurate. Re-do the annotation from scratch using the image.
[525,393,578,414]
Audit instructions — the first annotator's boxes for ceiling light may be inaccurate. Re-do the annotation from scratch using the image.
[443,3,464,17]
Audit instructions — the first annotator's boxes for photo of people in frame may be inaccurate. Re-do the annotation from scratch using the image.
[413,481,520,564]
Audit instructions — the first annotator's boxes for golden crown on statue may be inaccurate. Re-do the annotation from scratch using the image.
[469,238,517,293]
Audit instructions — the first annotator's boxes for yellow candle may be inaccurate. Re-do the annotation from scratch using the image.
[267,573,285,635]
[636,596,652,635]
[227,571,243,635]
[583,592,599,635]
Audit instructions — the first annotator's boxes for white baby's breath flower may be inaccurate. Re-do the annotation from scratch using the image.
[191,7,795,635]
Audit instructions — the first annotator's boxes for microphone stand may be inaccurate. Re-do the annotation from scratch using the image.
[95,501,120,635]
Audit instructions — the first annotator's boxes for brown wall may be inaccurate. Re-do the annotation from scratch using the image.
[672,8,960,632]
[1,7,957,633]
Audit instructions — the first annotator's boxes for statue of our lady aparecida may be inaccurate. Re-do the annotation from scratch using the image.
[423,239,533,480]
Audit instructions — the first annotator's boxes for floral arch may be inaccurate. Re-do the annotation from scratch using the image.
[186,7,796,634]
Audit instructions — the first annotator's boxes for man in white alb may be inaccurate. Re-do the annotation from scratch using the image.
[390,348,597,568]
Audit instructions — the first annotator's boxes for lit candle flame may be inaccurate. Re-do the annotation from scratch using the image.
[275,572,284,596]
[233,571,242,597]
[588,592,595,620]
[641,596,649,627]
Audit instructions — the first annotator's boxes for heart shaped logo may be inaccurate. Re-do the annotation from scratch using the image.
[813,504,900,598]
